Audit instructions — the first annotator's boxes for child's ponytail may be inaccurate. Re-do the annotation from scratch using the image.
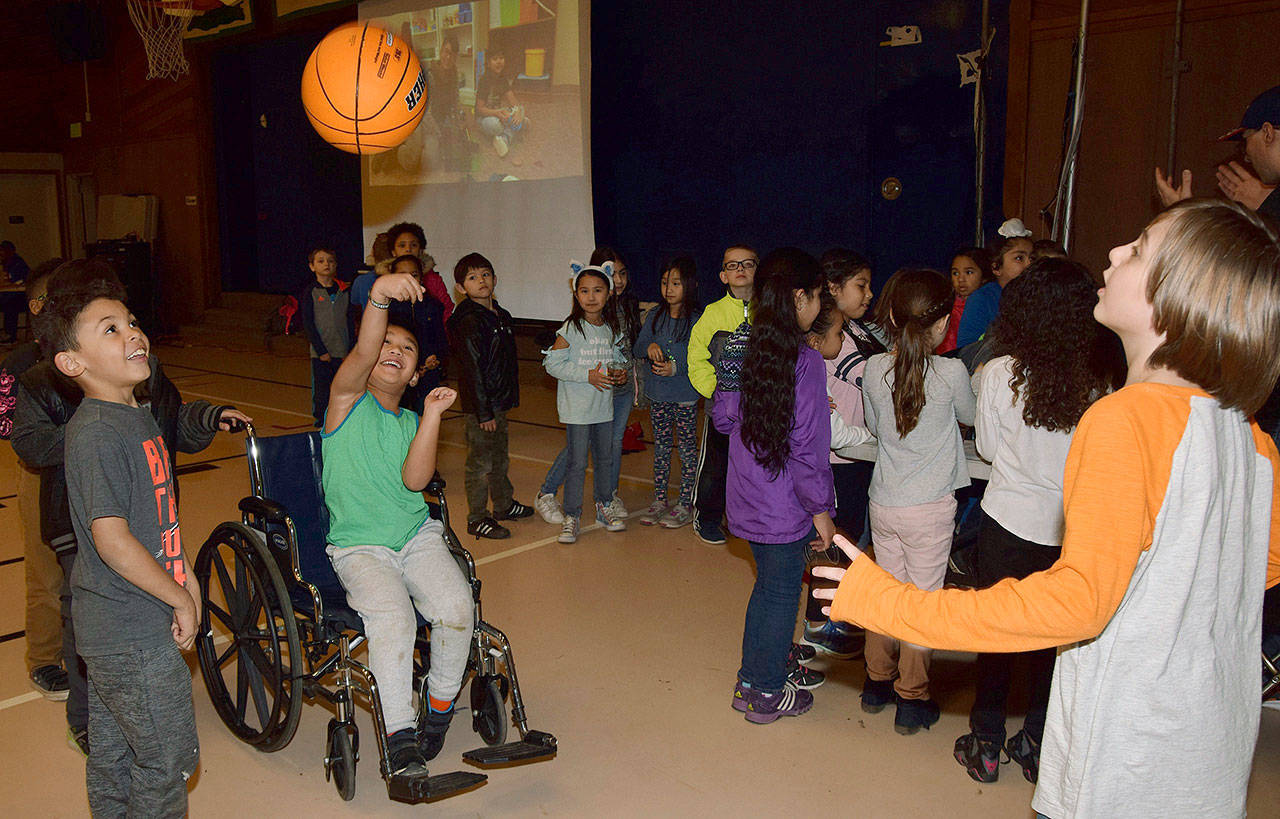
[881,269,954,437]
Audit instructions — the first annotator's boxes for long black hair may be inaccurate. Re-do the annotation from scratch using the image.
[648,255,700,343]
[741,247,825,476]
[988,257,1124,430]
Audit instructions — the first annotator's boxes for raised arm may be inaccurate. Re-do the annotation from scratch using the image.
[327,272,424,431]
[402,387,457,491]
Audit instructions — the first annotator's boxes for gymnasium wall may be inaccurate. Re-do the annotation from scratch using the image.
[1003,0,1280,276]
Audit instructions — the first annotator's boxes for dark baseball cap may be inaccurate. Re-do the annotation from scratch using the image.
[1219,85,1280,141]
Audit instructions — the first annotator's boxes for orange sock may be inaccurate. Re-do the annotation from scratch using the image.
[428,694,453,713]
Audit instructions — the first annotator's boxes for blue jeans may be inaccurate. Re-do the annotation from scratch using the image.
[608,384,634,496]
[739,530,813,693]
[541,385,632,499]
[562,422,613,518]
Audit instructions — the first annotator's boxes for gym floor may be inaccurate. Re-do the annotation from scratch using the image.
[0,333,1277,816]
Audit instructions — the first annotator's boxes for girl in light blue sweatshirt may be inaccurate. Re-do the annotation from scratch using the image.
[543,262,625,543]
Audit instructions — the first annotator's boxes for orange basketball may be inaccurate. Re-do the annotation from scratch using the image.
[301,22,427,154]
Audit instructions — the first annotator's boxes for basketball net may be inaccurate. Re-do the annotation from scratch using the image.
[127,0,194,80]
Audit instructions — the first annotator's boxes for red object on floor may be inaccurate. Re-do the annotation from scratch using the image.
[622,421,646,453]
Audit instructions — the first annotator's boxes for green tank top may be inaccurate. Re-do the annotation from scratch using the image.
[322,392,429,550]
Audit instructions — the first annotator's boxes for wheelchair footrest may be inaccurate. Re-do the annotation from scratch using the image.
[463,730,558,768]
[386,770,487,804]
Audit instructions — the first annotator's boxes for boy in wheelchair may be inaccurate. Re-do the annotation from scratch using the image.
[321,270,472,777]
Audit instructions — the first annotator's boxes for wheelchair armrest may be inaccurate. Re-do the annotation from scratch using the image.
[426,472,446,496]
[239,496,290,527]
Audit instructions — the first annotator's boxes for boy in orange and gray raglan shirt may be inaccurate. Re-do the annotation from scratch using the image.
[816,199,1280,819]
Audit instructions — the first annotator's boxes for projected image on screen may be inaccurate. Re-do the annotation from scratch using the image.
[364,1,584,185]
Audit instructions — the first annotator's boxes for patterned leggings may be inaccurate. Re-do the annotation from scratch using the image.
[651,401,698,506]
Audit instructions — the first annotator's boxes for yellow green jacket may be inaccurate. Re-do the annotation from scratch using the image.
[687,293,749,398]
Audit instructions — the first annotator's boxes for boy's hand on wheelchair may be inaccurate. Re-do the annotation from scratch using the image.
[372,272,426,304]
[422,386,457,415]
[218,408,252,432]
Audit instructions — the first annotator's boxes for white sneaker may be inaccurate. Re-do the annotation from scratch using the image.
[595,501,627,532]
[558,515,579,544]
[535,492,563,524]
[606,492,628,518]
[659,504,694,529]
[639,500,667,526]
[493,135,509,157]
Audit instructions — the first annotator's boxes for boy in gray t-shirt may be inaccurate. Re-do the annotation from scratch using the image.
[39,274,207,817]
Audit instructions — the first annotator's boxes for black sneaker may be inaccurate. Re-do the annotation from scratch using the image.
[30,665,69,701]
[1004,729,1041,783]
[67,725,89,757]
[790,642,817,664]
[386,728,428,776]
[417,707,454,762]
[786,663,825,689]
[954,732,1003,783]
[894,697,941,735]
[467,517,511,539]
[860,677,896,714]
[801,620,865,660]
[495,500,535,520]
[693,516,726,545]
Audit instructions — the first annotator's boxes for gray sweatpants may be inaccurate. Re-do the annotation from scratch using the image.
[83,641,199,819]
[328,518,474,734]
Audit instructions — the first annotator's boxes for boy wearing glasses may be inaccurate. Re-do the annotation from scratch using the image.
[687,245,757,544]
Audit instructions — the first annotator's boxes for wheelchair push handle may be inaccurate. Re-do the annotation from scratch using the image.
[223,417,250,434]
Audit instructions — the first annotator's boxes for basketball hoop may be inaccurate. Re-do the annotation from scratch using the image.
[127,0,194,80]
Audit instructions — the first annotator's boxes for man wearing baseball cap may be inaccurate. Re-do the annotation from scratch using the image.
[1156,84,1280,219]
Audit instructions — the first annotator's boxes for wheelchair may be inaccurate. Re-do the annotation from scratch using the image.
[192,423,556,804]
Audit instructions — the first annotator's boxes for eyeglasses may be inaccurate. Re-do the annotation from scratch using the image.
[723,259,758,273]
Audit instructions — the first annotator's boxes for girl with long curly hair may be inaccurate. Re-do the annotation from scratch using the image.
[711,247,833,724]
[859,268,975,734]
[953,257,1122,785]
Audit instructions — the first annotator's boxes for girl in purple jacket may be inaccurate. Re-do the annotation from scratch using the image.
[712,247,835,724]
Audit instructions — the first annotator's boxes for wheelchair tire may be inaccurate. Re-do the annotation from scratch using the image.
[326,720,358,802]
[195,522,303,752]
[471,675,508,746]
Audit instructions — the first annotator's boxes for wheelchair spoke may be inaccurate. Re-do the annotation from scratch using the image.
[212,551,234,607]
[215,642,237,669]
[240,645,272,728]
[235,653,249,725]
[206,601,233,630]
[241,641,281,690]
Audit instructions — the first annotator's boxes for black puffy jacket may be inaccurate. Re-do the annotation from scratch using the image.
[446,298,519,423]
[11,355,229,551]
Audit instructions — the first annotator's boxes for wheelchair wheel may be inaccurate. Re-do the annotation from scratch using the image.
[195,522,303,752]
[326,719,358,802]
[471,675,508,746]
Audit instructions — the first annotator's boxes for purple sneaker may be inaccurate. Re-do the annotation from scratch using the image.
[732,681,753,713]
[742,681,813,724]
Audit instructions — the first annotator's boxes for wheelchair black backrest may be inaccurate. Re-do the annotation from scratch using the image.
[246,430,346,599]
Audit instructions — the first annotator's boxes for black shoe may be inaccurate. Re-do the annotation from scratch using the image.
[954,732,1003,783]
[1004,729,1041,783]
[495,500,534,520]
[860,676,896,714]
[386,727,428,776]
[693,516,726,545]
[30,664,69,701]
[67,725,89,757]
[467,517,511,539]
[417,707,454,762]
[894,697,941,735]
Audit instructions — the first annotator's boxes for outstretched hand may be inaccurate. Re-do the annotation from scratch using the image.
[810,535,863,617]
[1154,167,1193,207]
[371,272,425,304]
